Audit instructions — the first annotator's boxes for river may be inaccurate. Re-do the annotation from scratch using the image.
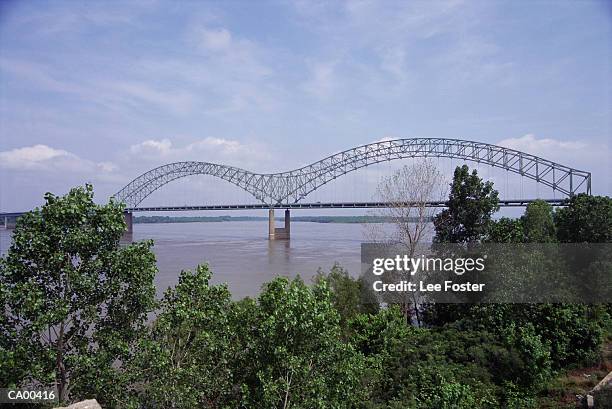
[1,221,388,299]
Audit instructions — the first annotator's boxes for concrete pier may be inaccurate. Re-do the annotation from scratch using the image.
[124,211,133,234]
[2,215,17,230]
[268,208,290,240]
[269,209,275,239]
[284,209,290,235]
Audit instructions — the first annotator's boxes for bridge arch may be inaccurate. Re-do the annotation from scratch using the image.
[114,138,591,208]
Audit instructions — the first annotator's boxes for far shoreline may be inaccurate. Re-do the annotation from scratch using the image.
[134,215,432,224]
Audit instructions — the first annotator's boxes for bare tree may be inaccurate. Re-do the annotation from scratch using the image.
[364,159,446,325]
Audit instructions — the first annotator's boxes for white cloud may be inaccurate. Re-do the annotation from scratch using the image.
[0,59,197,116]
[0,144,80,170]
[497,134,588,157]
[108,81,196,115]
[0,144,118,175]
[130,139,173,156]
[189,137,243,154]
[0,144,70,168]
[127,137,271,168]
[291,0,513,96]
[97,162,118,172]
[198,27,232,51]
[497,134,610,194]
[373,136,398,143]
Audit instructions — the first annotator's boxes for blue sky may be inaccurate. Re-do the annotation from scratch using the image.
[0,0,610,212]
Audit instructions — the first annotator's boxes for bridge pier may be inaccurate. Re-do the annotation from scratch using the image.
[124,211,133,234]
[269,208,290,240]
[2,215,17,230]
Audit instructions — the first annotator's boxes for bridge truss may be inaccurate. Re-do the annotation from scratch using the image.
[114,138,591,208]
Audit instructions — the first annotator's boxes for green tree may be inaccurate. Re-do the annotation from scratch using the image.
[250,276,370,408]
[555,194,612,243]
[349,306,412,357]
[486,200,556,244]
[131,270,373,408]
[521,200,556,243]
[464,304,608,369]
[433,165,499,244]
[313,263,378,333]
[428,166,499,325]
[132,264,247,408]
[359,323,501,408]
[0,185,157,405]
[486,217,524,243]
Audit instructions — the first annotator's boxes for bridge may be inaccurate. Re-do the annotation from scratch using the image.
[127,198,568,212]
[2,138,591,239]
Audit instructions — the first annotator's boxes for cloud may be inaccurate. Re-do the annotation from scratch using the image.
[128,137,271,167]
[0,59,83,95]
[189,137,244,154]
[0,144,119,175]
[497,134,588,158]
[198,27,232,51]
[373,136,398,143]
[0,59,198,115]
[108,81,196,115]
[291,0,514,98]
[97,162,118,172]
[130,139,173,156]
[497,134,610,194]
[0,145,72,169]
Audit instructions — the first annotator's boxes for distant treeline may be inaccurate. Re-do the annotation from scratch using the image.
[133,215,433,224]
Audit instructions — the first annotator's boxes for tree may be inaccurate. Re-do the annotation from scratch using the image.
[487,200,556,244]
[486,217,524,243]
[521,200,556,243]
[555,194,612,243]
[367,159,446,249]
[365,159,446,324]
[250,276,369,408]
[0,185,157,405]
[132,264,247,408]
[433,165,499,244]
[313,263,378,333]
[426,166,499,325]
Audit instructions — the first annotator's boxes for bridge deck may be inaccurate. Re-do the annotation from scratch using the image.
[127,199,566,212]
[0,199,569,217]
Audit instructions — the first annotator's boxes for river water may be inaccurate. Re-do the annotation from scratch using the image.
[1,221,384,299]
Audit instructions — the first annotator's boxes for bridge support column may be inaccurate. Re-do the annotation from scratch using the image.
[268,209,275,239]
[268,208,290,240]
[124,211,133,234]
[3,216,17,230]
[284,209,290,236]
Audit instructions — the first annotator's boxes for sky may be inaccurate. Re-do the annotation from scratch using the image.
[0,0,610,213]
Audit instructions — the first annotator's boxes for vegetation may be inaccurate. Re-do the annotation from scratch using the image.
[0,185,157,403]
[365,159,446,325]
[1,176,611,408]
[433,164,499,244]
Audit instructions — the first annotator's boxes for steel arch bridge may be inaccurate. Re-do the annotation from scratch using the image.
[114,138,591,208]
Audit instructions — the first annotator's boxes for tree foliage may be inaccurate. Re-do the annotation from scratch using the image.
[313,263,379,333]
[2,183,610,408]
[555,194,612,243]
[131,264,244,408]
[0,185,157,405]
[433,165,499,244]
[252,277,370,408]
[522,200,556,243]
